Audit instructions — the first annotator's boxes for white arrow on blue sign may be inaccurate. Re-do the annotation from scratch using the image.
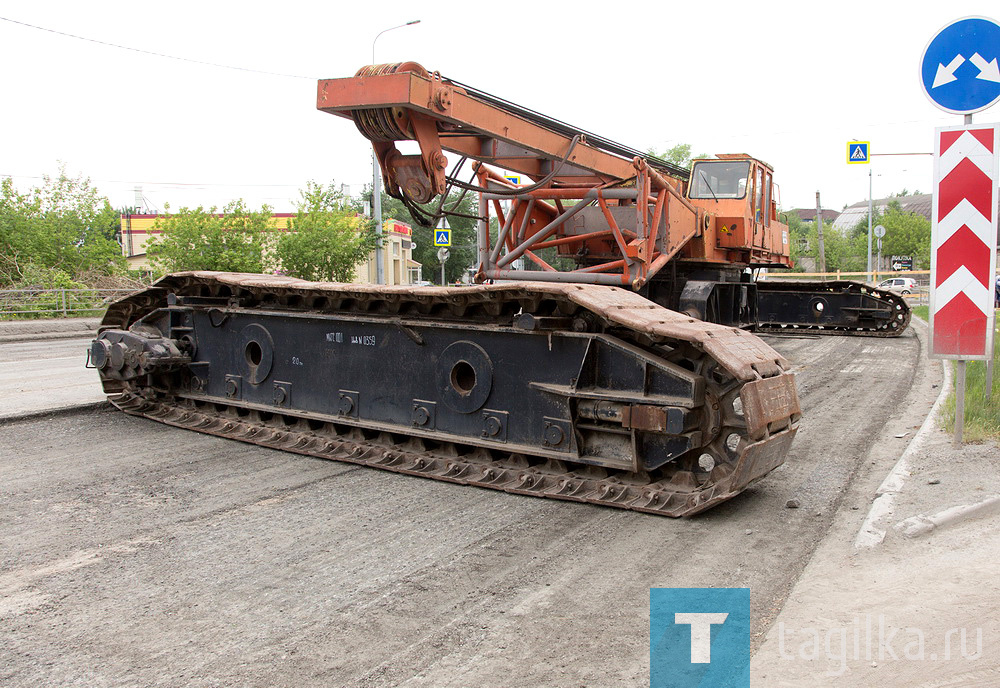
[920,16,1000,115]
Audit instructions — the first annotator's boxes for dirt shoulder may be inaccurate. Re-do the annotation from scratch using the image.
[752,320,1000,686]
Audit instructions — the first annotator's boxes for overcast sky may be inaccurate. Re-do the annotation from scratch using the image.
[2,1,998,216]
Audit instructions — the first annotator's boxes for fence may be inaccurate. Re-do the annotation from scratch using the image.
[0,288,138,319]
[759,269,933,284]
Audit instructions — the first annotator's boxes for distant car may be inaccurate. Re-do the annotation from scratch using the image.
[877,277,918,294]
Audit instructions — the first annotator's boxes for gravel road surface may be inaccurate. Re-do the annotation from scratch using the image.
[1,329,922,687]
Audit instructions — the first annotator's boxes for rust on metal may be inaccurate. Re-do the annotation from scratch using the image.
[623,405,668,433]
[740,374,801,441]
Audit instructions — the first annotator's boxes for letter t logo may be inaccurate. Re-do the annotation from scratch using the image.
[674,613,729,663]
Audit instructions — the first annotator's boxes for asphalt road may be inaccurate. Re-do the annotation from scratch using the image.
[0,329,922,687]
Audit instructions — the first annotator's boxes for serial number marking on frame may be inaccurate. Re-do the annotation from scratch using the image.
[325,332,376,346]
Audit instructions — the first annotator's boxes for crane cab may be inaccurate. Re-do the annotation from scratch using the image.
[686,155,791,267]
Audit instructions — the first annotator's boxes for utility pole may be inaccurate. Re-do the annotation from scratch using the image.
[815,191,826,278]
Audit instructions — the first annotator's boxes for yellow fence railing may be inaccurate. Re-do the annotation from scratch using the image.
[761,269,932,280]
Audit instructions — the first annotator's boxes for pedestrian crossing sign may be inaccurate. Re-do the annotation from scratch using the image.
[847,141,870,164]
[434,229,451,246]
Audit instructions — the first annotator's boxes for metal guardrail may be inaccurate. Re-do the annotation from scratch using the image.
[902,290,930,306]
[0,288,137,318]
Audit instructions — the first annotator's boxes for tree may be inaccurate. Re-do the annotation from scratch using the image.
[146,199,274,274]
[644,143,706,170]
[0,167,124,285]
[275,182,376,282]
[783,211,810,271]
[783,209,867,273]
[851,201,931,269]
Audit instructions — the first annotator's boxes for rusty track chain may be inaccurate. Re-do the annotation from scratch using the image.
[111,392,794,517]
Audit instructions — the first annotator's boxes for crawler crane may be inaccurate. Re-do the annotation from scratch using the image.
[90,63,907,515]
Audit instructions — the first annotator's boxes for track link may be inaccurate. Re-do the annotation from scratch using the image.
[112,392,796,517]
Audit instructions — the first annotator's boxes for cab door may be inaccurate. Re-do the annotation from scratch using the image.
[752,165,765,248]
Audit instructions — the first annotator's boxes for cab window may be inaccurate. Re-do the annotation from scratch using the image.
[763,171,772,227]
[689,161,750,199]
[754,167,763,224]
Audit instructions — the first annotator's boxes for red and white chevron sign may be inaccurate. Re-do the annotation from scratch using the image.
[930,124,998,359]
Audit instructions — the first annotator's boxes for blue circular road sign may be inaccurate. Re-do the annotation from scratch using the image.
[920,16,1000,115]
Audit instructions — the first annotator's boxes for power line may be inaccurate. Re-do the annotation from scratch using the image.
[0,15,317,80]
[0,173,304,188]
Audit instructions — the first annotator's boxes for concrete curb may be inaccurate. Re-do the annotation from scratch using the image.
[854,318,951,549]
[895,494,1000,537]
[0,317,100,344]
[0,331,96,344]
[0,317,100,333]
[0,400,111,424]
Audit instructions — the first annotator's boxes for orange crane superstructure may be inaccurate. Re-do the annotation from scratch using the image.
[318,63,790,290]
[318,62,907,337]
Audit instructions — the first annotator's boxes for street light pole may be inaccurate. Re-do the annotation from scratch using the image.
[370,20,420,285]
[866,166,873,284]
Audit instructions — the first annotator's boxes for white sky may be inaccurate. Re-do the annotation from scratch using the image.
[1,1,998,215]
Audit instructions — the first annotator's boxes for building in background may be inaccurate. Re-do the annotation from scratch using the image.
[120,213,421,284]
[356,219,422,285]
[786,208,840,225]
[832,194,933,233]
[832,194,1000,273]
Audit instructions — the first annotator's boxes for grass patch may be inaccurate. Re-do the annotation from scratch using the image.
[941,317,1000,442]
[912,305,928,322]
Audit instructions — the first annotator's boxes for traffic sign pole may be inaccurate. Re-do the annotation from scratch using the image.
[955,361,966,446]
[437,247,450,285]
[987,355,994,401]
[966,74,992,404]
[847,141,874,283]
[874,225,886,280]
[921,17,1000,441]
[930,123,999,444]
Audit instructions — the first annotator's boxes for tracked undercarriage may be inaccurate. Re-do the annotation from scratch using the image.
[92,272,800,517]
[754,281,912,336]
